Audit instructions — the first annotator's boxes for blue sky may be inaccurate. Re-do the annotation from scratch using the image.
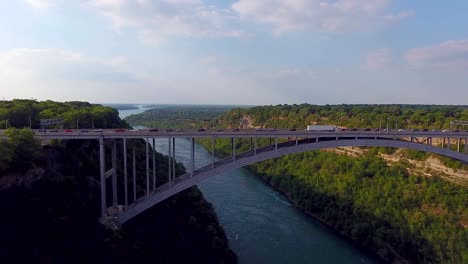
[1,0,467,105]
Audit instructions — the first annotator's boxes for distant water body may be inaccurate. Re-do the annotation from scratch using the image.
[118,106,381,264]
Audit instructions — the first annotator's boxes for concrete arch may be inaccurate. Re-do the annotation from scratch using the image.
[117,139,468,224]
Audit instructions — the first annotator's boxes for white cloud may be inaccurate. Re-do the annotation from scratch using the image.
[384,10,414,21]
[82,0,246,44]
[365,48,391,69]
[405,40,468,68]
[25,0,55,9]
[82,0,409,43]
[232,0,410,35]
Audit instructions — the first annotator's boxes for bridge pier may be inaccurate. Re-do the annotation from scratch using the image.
[99,137,106,217]
[295,137,298,145]
[447,137,451,150]
[254,137,257,155]
[153,138,156,192]
[123,138,128,207]
[146,138,150,197]
[191,138,195,177]
[211,137,215,168]
[132,139,136,202]
[465,138,468,154]
[457,138,461,152]
[172,138,176,183]
[275,137,278,150]
[167,138,172,186]
[316,137,318,143]
[410,137,414,142]
[112,140,118,206]
[232,137,236,161]
[442,138,445,148]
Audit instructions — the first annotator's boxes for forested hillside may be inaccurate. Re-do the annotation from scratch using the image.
[124,105,244,129]
[194,104,468,263]
[0,100,236,263]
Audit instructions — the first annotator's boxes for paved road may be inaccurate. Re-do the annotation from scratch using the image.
[1,128,467,140]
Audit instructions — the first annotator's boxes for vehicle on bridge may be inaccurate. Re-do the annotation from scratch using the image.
[305,125,337,131]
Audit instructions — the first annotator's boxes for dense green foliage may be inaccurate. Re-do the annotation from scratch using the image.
[249,152,467,263]
[0,99,128,129]
[124,105,241,129]
[218,104,468,130]
[0,128,43,174]
[0,100,236,263]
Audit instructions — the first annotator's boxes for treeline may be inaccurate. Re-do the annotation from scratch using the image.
[124,105,239,129]
[219,104,468,130]
[0,100,236,263]
[0,99,127,129]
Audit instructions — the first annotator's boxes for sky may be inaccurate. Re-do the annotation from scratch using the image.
[0,0,467,105]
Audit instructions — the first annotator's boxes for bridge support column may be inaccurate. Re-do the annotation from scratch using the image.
[457,138,461,152]
[275,137,278,150]
[316,137,319,143]
[465,138,468,154]
[442,138,445,148]
[211,137,215,169]
[254,137,257,155]
[112,140,118,206]
[123,138,128,207]
[232,137,236,161]
[250,138,253,151]
[172,138,176,183]
[99,137,106,217]
[152,138,156,192]
[410,137,414,142]
[447,137,451,150]
[133,140,136,202]
[146,138,150,197]
[295,137,298,145]
[168,138,172,185]
[191,138,195,177]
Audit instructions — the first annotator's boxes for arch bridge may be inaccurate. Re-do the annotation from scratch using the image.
[1,129,467,226]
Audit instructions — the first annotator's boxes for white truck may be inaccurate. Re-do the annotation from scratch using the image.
[305,125,337,131]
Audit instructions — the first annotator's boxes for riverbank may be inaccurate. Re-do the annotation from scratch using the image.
[247,165,390,263]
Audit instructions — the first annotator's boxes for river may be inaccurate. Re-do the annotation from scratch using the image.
[119,107,381,264]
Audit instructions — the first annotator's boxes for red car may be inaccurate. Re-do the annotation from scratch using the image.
[64,129,73,132]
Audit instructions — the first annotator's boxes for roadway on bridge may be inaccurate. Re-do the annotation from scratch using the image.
[1,128,467,139]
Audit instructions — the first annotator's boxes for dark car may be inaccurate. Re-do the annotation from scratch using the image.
[256,128,263,132]
[49,129,58,132]
[289,128,296,131]
[80,129,90,133]
[166,129,173,132]
[232,128,240,132]
[422,129,429,132]
[176,129,184,132]
[350,128,358,131]
[198,128,206,132]
[149,128,159,132]
[410,129,419,132]
[216,129,224,132]
[364,128,371,131]
[115,129,125,132]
